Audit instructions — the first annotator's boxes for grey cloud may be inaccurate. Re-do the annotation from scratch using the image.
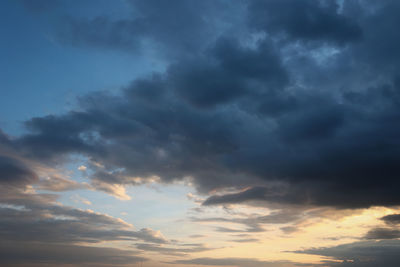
[193,209,302,234]
[168,36,288,109]
[170,257,297,267]
[5,1,400,266]
[0,188,165,266]
[296,240,400,267]
[0,145,165,266]
[0,193,157,266]
[230,238,260,243]
[17,64,400,209]
[36,175,85,192]
[0,241,145,267]
[214,226,252,233]
[56,0,242,58]
[280,226,299,234]
[381,214,400,225]
[248,0,363,44]
[0,204,167,244]
[364,228,400,240]
[349,0,400,71]
[203,187,272,206]
[189,234,205,238]
[135,242,214,256]
[133,228,168,244]
[7,0,400,210]
[0,155,38,187]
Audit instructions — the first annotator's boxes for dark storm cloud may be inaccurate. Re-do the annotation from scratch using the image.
[4,0,400,266]
[0,155,38,186]
[8,0,400,210]
[364,228,400,240]
[296,240,400,267]
[0,130,10,144]
[15,36,289,196]
[347,0,400,71]
[248,0,363,44]
[381,214,400,225]
[170,38,288,108]
[362,213,400,240]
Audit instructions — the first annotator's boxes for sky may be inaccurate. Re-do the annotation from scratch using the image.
[1,0,400,266]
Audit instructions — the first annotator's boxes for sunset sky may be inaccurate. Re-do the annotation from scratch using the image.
[1,1,400,266]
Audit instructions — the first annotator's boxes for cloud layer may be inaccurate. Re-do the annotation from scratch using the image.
[12,0,400,209]
[3,0,400,266]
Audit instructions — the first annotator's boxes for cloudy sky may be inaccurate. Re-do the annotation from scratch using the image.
[1,0,400,266]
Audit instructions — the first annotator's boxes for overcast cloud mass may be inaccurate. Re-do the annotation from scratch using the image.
[1,0,400,266]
